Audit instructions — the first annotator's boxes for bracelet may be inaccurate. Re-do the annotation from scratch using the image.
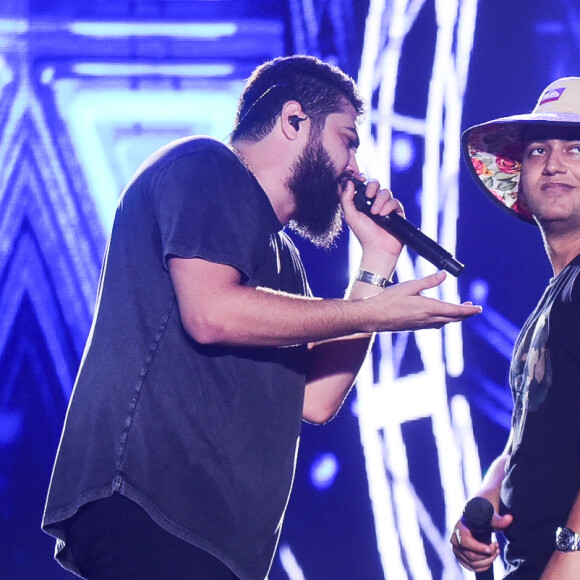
[355,269,394,289]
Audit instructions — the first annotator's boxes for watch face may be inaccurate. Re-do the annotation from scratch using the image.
[556,527,574,551]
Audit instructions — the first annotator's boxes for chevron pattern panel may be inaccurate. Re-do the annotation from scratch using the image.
[0,44,106,575]
[0,9,284,576]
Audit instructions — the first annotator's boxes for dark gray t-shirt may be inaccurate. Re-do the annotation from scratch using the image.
[501,255,580,577]
[43,137,311,580]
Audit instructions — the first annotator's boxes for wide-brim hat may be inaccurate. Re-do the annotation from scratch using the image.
[462,77,580,224]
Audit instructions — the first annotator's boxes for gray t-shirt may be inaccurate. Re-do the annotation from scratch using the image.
[43,137,311,580]
[501,255,580,577]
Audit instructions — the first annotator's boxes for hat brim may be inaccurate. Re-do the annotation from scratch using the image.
[462,113,580,225]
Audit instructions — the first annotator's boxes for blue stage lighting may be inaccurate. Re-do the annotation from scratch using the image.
[310,452,339,490]
[391,133,416,172]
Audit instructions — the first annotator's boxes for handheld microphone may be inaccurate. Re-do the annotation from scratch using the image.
[462,497,495,580]
[352,180,464,277]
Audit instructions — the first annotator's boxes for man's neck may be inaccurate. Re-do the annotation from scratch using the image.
[542,227,580,276]
[230,138,296,225]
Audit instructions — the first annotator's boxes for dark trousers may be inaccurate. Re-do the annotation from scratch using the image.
[65,493,239,580]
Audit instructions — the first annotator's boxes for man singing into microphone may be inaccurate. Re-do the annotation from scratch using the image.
[42,54,480,580]
[451,77,580,578]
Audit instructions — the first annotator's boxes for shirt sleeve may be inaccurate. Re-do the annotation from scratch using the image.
[151,142,279,281]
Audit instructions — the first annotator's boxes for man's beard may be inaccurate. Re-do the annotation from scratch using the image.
[286,135,346,249]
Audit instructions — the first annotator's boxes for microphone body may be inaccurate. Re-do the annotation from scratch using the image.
[462,497,495,580]
[352,180,464,277]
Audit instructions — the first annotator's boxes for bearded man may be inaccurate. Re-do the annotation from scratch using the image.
[43,55,479,580]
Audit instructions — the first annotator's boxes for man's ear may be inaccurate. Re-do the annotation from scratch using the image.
[280,101,309,140]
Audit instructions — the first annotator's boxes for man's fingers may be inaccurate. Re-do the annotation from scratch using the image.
[395,272,483,318]
[451,544,499,573]
[450,519,501,574]
[416,270,447,290]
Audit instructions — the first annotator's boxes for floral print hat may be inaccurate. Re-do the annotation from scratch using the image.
[462,77,580,224]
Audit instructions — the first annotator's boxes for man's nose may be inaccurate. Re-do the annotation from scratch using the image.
[544,149,567,174]
[346,151,360,177]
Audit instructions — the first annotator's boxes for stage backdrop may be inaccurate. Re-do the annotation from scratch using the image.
[0,0,576,578]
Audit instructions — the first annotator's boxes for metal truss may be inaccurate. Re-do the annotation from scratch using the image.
[287,0,361,76]
[352,1,496,578]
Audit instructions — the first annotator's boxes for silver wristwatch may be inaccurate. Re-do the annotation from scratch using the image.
[555,526,580,552]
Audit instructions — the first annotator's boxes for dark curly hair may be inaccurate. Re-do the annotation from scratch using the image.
[230,55,365,143]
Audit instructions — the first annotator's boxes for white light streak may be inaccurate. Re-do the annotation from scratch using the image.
[355,1,481,577]
[68,21,238,39]
[278,544,306,580]
[0,19,28,35]
[71,63,235,78]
